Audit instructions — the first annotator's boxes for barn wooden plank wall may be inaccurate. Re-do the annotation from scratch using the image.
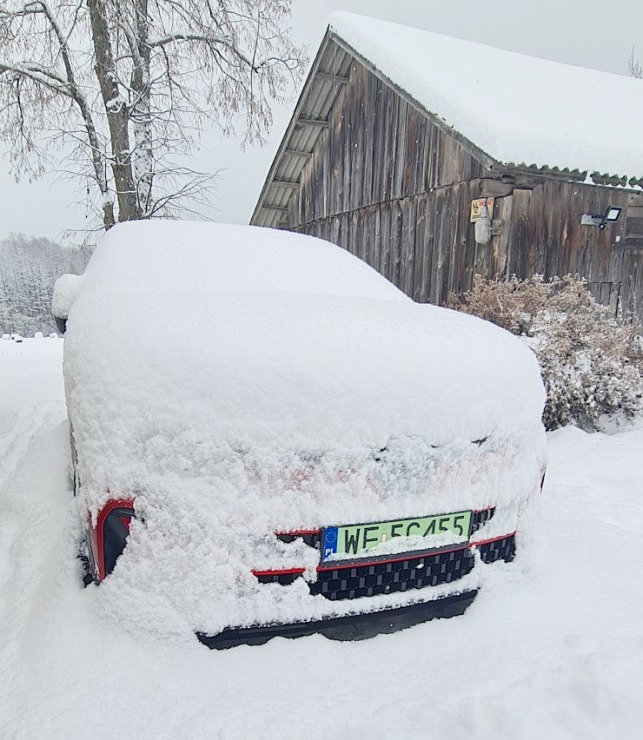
[291,63,487,225]
[284,53,643,321]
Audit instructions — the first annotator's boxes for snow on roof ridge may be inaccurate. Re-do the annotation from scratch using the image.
[327,12,643,182]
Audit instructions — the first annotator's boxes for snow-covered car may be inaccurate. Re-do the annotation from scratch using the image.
[53,220,546,648]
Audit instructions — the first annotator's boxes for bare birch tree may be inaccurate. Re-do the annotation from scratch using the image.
[0,1,305,230]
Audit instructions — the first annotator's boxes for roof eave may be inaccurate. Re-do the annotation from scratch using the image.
[251,29,340,229]
[495,162,643,189]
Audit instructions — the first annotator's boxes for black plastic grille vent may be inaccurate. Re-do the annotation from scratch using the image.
[255,571,302,586]
[471,508,495,535]
[478,534,516,564]
[255,533,516,600]
[276,532,321,549]
[259,512,509,602]
[310,547,475,601]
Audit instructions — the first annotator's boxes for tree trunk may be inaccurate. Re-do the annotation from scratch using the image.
[87,0,140,222]
[131,0,153,216]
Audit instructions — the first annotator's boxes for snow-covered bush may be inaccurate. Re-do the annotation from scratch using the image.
[448,275,643,430]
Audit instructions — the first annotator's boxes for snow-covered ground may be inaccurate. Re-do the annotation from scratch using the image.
[1,337,642,739]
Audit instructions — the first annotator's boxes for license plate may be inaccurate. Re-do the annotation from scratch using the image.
[321,510,472,563]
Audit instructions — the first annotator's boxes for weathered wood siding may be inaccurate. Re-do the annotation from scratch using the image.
[285,54,643,320]
[296,184,487,305]
[490,183,642,319]
[289,58,487,222]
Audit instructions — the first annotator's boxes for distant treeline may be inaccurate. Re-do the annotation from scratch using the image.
[0,233,92,335]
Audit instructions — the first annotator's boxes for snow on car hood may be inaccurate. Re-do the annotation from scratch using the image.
[65,288,544,500]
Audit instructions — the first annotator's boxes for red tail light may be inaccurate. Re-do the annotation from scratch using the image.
[88,499,135,582]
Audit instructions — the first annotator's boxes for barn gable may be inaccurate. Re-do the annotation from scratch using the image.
[252,14,643,319]
[252,27,496,233]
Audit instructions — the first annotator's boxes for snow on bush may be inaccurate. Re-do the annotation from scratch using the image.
[449,275,643,431]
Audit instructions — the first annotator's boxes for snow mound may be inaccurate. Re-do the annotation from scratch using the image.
[52,273,84,319]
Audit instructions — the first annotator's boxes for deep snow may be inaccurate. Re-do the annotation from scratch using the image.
[1,338,643,739]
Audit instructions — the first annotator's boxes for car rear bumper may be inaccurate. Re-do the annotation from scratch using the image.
[196,589,477,649]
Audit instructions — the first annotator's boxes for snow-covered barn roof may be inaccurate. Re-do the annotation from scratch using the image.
[252,12,643,229]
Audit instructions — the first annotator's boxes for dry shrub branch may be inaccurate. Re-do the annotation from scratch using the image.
[448,275,643,430]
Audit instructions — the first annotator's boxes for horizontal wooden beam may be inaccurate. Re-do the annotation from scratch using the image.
[316,71,349,84]
[284,149,313,159]
[296,117,329,128]
[271,179,300,189]
[261,205,288,213]
[479,179,515,198]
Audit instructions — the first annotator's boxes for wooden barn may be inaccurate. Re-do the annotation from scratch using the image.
[251,12,643,320]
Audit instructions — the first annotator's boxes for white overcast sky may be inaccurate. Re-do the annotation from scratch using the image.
[2,0,643,242]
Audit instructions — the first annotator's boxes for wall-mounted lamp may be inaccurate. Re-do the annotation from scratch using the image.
[581,206,622,230]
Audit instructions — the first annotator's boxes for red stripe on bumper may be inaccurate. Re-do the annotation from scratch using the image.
[470,531,516,548]
[274,529,320,536]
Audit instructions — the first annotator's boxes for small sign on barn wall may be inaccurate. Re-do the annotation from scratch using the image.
[470,197,495,222]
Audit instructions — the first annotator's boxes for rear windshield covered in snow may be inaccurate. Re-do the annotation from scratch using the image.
[81,220,408,302]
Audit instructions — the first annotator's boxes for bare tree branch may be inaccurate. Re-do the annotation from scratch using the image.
[0,0,306,230]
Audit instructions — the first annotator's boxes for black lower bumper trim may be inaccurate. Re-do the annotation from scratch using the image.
[196,590,478,649]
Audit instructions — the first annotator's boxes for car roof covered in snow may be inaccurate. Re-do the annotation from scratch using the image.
[73,220,408,302]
